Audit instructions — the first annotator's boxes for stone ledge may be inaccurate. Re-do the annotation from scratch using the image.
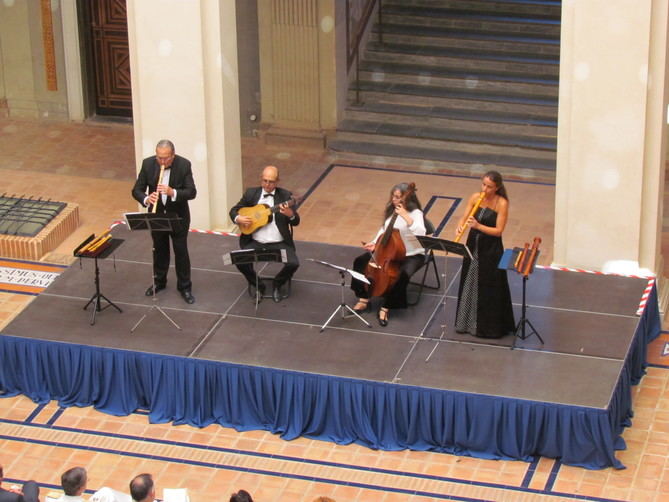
[0,203,80,261]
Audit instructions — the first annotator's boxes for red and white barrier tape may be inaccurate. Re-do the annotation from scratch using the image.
[535,265,655,316]
[637,278,656,316]
[111,222,656,316]
[110,220,239,237]
[535,264,653,280]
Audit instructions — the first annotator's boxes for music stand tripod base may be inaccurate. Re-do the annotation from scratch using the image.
[415,235,470,362]
[76,237,124,326]
[125,211,183,332]
[500,247,544,350]
[306,259,371,332]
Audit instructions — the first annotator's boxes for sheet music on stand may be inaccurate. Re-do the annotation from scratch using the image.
[222,248,287,267]
[417,235,472,260]
[223,248,287,311]
[125,211,179,232]
[124,211,183,332]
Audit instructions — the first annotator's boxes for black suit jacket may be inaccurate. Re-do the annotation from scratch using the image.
[131,154,197,229]
[229,186,300,248]
[0,488,24,502]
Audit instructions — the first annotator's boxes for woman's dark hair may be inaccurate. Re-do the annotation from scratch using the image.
[383,182,422,221]
[483,170,508,200]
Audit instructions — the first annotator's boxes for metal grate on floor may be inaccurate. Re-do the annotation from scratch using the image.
[0,195,66,237]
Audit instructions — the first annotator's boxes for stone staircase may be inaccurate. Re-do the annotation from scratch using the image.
[327,0,561,177]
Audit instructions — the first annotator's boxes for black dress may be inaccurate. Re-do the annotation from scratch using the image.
[455,206,515,338]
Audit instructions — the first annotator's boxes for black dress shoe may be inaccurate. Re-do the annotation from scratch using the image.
[145,284,166,296]
[272,283,282,303]
[180,290,195,304]
[378,307,389,327]
[248,281,265,298]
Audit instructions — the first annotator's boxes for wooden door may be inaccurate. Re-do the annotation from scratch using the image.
[88,0,132,117]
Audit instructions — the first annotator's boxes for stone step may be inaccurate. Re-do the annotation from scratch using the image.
[350,90,556,119]
[330,130,556,161]
[332,0,561,174]
[379,7,560,37]
[328,135,556,172]
[382,0,562,19]
[338,118,556,150]
[330,149,556,183]
[358,68,557,98]
[366,41,558,66]
[364,44,559,78]
[343,107,556,138]
[371,25,560,55]
[350,83,557,115]
[346,101,556,127]
[358,60,558,86]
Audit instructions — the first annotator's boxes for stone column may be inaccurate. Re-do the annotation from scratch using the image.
[0,0,68,119]
[257,0,346,144]
[126,0,243,231]
[554,0,669,279]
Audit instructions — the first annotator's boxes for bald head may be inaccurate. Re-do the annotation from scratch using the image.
[261,165,279,191]
[262,165,278,180]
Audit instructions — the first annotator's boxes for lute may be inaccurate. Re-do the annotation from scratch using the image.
[237,196,300,235]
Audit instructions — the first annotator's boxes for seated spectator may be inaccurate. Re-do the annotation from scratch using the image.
[0,465,39,502]
[59,468,86,502]
[229,490,253,502]
[129,475,154,502]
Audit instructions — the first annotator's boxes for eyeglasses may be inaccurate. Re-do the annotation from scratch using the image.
[261,179,278,185]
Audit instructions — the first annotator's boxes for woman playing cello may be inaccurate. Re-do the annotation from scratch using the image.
[454,170,515,338]
[350,182,426,326]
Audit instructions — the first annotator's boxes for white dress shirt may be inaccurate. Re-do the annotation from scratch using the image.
[252,190,284,244]
[371,209,426,256]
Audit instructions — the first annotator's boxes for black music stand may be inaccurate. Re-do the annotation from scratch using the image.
[223,248,287,312]
[74,235,124,326]
[499,247,545,349]
[125,211,182,332]
[416,235,471,362]
[307,258,372,332]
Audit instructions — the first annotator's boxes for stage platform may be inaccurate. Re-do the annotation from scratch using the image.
[0,224,660,469]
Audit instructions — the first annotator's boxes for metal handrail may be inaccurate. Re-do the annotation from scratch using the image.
[346,0,382,105]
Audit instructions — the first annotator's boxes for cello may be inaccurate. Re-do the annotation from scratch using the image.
[364,183,416,297]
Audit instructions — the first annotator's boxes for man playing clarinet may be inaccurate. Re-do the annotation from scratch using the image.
[132,139,197,304]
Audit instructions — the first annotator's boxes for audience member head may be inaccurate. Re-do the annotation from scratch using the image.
[0,464,3,481]
[129,474,154,502]
[61,467,87,496]
[312,498,336,502]
[229,490,253,502]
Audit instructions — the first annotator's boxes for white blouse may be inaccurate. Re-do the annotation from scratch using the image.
[371,209,426,256]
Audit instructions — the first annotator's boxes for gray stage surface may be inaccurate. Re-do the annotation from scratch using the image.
[2,224,648,410]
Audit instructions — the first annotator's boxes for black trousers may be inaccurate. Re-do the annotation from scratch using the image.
[21,481,39,502]
[235,240,299,287]
[151,223,191,291]
[351,253,424,309]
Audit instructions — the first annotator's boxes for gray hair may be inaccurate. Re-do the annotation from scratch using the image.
[156,139,175,152]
